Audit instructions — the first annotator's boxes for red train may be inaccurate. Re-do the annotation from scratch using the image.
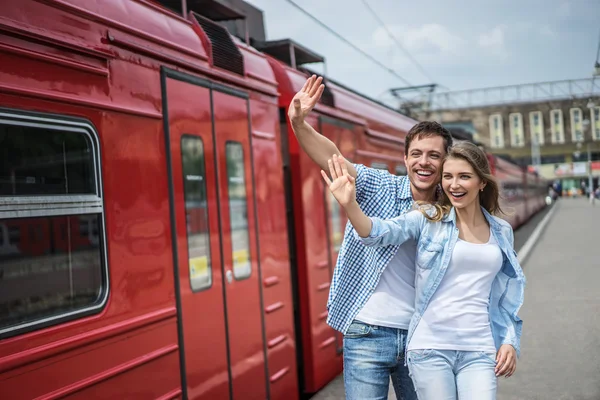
[0,1,546,399]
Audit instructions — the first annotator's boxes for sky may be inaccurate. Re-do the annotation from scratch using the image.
[244,0,600,106]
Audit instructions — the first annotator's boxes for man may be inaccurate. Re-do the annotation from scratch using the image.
[288,75,453,400]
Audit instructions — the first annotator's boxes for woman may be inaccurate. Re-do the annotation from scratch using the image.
[321,142,524,400]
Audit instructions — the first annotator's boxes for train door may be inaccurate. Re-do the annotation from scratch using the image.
[211,89,267,400]
[162,70,266,400]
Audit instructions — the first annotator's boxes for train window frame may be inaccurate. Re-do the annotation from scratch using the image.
[395,164,407,176]
[180,134,213,292]
[371,162,389,171]
[224,140,252,281]
[0,109,108,339]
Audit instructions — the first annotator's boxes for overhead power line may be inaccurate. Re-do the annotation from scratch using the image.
[360,0,438,86]
[595,27,600,64]
[284,0,412,86]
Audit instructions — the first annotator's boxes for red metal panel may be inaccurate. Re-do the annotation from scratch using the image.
[165,78,230,400]
[0,83,181,397]
[2,321,179,399]
[285,115,341,392]
[212,91,267,400]
[248,98,299,399]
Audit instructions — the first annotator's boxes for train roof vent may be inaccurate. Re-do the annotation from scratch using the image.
[191,11,244,76]
[155,0,245,20]
[299,67,335,108]
[319,80,335,108]
[254,38,324,68]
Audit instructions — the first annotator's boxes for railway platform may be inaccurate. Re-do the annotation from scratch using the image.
[311,198,600,400]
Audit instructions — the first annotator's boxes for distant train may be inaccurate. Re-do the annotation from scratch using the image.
[0,1,546,399]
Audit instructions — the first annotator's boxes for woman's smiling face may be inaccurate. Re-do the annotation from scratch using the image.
[442,158,486,209]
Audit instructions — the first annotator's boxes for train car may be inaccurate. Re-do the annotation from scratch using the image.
[0,1,547,399]
[0,1,298,399]
[488,154,548,228]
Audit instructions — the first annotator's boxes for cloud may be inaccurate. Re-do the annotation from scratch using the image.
[557,1,571,17]
[539,25,555,37]
[477,25,508,59]
[478,26,505,48]
[372,23,464,55]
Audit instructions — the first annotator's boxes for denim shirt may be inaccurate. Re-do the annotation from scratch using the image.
[356,206,526,356]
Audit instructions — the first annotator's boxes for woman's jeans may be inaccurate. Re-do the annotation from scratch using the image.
[407,349,498,400]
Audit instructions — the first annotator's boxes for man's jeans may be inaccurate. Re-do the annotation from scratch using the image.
[407,349,497,400]
[343,320,417,400]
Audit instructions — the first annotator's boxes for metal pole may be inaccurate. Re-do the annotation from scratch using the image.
[588,142,594,203]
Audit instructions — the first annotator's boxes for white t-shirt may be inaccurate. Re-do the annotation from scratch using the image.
[355,240,417,330]
[408,232,503,352]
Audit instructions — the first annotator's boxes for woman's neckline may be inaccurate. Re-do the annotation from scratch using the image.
[457,229,493,245]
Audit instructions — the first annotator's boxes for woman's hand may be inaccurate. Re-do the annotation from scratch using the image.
[495,344,517,377]
[321,154,356,207]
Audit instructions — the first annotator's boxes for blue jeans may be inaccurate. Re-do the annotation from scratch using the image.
[343,320,417,400]
[407,349,497,400]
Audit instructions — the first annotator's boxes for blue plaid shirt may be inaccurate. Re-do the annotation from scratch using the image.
[326,164,415,333]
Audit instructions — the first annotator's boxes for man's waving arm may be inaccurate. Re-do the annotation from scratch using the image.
[288,75,357,178]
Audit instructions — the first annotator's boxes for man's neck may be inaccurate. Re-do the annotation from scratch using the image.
[410,183,438,203]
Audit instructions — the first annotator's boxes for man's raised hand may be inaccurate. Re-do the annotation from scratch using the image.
[288,75,325,127]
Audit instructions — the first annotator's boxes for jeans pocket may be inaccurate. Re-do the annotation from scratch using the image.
[478,351,498,365]
[407,349,434,363]
[344,320,373,338]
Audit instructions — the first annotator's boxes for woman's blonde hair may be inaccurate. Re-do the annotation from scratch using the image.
[420,141,503,222]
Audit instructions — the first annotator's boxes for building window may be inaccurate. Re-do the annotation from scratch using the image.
[181,136,212,291]
[529,111,544,146]
[509,113,524,148]
[0,111,107,338]
[489,114,504,148]
[592,107,600,141]
[550,109,564,144]
[570,108,583,142]
[225,142,251,280]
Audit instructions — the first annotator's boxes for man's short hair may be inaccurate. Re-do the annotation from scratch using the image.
[405,121,453,153]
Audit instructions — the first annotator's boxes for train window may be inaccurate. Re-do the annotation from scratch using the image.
[225,142,251,280]
[371,162,388,171]
[0,216,103,333]
[0,124,95,196]
[326,191,343,252]
[0,111,107,338]
[181,136,212,291]
[395,165,407,176]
